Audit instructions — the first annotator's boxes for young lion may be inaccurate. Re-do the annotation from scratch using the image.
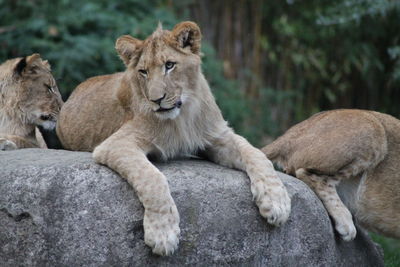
[262,109,400,241]
[0,54,63,150]
[57,22,291,255]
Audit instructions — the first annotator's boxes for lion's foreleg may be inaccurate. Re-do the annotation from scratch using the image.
[206,131,291,226]
[0,137,18,150]
[93,125,180,256]
[0,135,37,150]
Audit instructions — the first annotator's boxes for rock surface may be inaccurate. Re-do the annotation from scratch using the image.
[0,149,383,266]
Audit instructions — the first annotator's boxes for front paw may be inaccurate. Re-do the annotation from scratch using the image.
[252,179,291,226]
[143,205,180,256]
[0,138,17,151]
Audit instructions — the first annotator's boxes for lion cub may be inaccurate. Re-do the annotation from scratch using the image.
[0,54,63,150]
[57,22,291,255]
[262,109,400,241]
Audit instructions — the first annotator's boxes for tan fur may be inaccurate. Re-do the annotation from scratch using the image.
[57,22,291,256]
[0,54,63,150]
[262,109,400,240]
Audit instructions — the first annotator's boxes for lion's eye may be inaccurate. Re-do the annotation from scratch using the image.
[138,69,148,77]
[165,61,176,71]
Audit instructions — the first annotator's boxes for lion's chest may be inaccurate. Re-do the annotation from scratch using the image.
[151,119,209,160]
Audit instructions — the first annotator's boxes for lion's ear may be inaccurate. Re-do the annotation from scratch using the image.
[115,35,143,66]
[42,59,51,70]
[15,53,44,76]
[170,21,201,54]
[26,53,42,65]
[14,57,27,75]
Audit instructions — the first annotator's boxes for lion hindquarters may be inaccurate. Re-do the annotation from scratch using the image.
[262,109,392,240]
[355,156,400,239]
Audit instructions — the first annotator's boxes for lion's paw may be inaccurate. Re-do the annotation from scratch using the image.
[252,179,291,226]
[143,206,180,256]
[335,215,357,241]
[0,138,17,151]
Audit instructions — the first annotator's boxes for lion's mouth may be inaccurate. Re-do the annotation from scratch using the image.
[156,100,182,113]
[156,106,176,112]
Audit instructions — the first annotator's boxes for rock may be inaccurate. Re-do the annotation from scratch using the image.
[0,149,383,266]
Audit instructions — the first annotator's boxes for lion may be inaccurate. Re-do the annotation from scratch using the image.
[56,22,291,256]
[262,109,400,241]
[0,54,63,150]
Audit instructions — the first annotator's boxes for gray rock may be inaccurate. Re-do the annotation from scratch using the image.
[0,149,383,266]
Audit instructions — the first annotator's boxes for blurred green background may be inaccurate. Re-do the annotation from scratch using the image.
[0,0,399,264]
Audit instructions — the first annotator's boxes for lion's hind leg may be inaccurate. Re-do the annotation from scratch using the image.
[296,168,357,241]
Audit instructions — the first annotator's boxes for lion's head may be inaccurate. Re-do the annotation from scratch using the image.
[0,53,63,130]
[115,22,202,120]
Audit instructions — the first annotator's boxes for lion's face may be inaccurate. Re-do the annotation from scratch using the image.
[14,54,64,130]
[116,22,202,120]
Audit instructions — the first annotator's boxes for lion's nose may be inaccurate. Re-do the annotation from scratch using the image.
[40,114,52,121]
[175,100,182,108]
[150,93,166,105]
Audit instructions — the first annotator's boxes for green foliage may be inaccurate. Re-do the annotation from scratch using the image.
[316,0,400,26]
[371,233,400,267]
[202,43,297,145]
[260,0,400,133]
